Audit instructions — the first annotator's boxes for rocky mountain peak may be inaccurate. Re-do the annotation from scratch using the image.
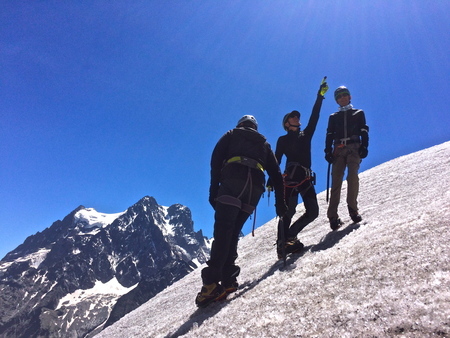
[0,196,211,338]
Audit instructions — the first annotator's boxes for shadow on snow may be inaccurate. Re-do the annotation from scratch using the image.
[311,223,361,252]
[166,223,361,337]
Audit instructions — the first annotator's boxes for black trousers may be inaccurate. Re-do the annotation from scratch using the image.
[202,173,264,286]
[280,182,319,240]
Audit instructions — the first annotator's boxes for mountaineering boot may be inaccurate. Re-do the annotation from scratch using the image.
[223,281,239,294]
[195,283,227,308]
[285,237,304,254]
[329,217,343,231]
[222,266,240,294]
[349,210,362,223]
[277,237,304,259]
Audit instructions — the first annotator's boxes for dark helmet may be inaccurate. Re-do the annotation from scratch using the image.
[237,115,258,130]
[334,86,351,100]
[282,110,300,131]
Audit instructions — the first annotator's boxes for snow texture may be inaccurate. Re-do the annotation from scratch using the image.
[97,141,450,338]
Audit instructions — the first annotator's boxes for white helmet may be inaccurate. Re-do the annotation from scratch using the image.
[237,115,258,130]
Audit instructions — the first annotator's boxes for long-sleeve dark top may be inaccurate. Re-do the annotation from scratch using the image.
[325,108,369,150]
[210,127,284,202]
[275,95,324,173]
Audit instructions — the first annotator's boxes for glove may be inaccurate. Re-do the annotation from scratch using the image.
[318,77,329,97]
[325,151,334,164]
[359,145,368,159]
[275,199,288,217]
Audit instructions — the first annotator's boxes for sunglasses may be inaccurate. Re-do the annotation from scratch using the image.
[335,93,350,99]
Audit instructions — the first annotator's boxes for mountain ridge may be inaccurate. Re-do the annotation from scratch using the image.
[0,196,211,338]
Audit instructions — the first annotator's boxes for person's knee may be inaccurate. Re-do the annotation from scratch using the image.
[304,209,318,222]
[304,197,319,220]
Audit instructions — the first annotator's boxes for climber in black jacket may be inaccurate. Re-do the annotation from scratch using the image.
[195,115,286,308]
[324,86,369,230]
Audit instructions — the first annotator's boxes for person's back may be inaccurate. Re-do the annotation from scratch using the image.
[210,118,283,209]
[212,127,269,186]
[196,115,286,308]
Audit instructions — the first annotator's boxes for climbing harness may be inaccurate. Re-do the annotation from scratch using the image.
[283,163,316,190]
[226,156,264,172]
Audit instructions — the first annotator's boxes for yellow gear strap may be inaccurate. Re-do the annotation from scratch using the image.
[227,156,264,172]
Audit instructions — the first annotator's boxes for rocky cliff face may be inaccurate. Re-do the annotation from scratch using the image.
[0,196,211,338]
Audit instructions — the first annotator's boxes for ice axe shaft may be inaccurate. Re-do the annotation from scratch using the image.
[326,162,331,203]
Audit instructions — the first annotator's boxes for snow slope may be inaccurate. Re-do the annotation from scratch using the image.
[97,141,450,337]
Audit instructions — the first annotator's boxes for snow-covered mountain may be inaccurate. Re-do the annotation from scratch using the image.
[98,141,450,337]
[0,196,211,338]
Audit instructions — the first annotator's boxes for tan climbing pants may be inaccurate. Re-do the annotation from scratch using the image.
[327,143,361,219]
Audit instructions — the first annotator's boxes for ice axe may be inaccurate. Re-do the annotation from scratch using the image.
[326,162,331,203]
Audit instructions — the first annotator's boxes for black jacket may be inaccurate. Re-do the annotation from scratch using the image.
[210,127,284,201]
[325,108,369,150]
[275,95,323,180]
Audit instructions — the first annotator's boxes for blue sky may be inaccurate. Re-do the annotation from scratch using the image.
[1,1,449,259]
